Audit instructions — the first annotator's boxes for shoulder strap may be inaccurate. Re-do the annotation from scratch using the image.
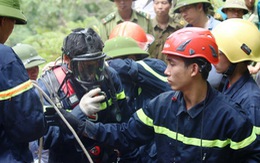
[136,10,150,19]
[102,13,116,24]
[40,67,63,109]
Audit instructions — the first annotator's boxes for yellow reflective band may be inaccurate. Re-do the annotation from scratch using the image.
[138,87,142,96]
[137,60,167,82]
[100,100,108,110]
[0,80,33,101]
[136,109,153,127]
[230,127,256,150]
[254,126,260,135]
[116,90,126,100]
[137,108,257,150]
[100,90,126,110]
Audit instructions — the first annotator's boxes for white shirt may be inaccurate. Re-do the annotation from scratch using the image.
[132,0,156,18]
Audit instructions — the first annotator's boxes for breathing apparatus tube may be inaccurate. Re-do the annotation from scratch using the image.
[31,80,94,163]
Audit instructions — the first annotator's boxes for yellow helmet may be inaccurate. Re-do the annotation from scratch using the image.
[212,19,260,63]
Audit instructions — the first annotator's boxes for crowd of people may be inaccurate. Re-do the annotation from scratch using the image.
[1,0,260,163]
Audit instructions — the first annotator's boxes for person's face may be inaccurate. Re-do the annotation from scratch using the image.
[114,0,133,12]
[179,4,200,25]
[154,0,172,17]
[164,55,193,91]
[26,66,39,80]
[0,17,16,44]
[244,0,255,9]
[213,51,231,74]
[225,8,244,19]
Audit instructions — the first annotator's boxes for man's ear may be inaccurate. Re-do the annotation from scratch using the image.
[190,63,200,77]
[196,3,203,11]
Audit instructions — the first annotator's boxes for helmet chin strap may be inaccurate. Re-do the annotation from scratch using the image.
[218,63,237,92]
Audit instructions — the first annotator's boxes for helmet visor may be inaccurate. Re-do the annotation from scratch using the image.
[71,53,105,87]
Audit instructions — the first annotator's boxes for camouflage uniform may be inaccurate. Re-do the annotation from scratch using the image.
[148,14,185,63]
[99,10,153,42]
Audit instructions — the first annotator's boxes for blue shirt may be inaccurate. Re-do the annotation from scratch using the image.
[222,71,260,128]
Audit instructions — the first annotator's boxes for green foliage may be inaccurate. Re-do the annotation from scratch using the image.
[6,0,115,66]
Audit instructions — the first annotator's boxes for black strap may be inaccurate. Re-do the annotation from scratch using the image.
[217,64,237,92]
[104,66,122,122]
[217,75,228,93]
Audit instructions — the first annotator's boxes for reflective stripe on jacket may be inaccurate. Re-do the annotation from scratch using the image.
[85,84,260,162]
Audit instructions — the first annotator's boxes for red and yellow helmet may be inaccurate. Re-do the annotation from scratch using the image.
[109,21,154,50]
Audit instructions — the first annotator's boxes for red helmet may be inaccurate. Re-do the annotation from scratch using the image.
[162,27,219,64]
[109,21,154,50]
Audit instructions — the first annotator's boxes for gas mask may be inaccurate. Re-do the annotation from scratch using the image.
[70,52,106,92]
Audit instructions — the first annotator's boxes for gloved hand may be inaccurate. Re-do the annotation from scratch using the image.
[44,106,82,133]
[44,106,58,126]
[79,88,106,116]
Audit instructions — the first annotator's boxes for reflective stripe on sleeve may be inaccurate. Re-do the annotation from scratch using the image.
[116,90,126,100]
[0,80,33,101]
[254,126,260,135]
[136,108,153,127]
[137,60,167,82]
[137,108,257,150]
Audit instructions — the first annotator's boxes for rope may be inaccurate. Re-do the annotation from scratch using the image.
[31,80,93,163]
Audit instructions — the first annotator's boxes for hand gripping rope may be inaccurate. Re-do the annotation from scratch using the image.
[31,80,94,163]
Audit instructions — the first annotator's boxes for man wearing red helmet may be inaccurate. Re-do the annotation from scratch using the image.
[53,27,260,162]
[173,0,223,90]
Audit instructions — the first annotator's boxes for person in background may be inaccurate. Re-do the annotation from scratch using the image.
[173,0,223,89]
[99,0,153,42]
[148,0,184,62]
[243,0,260,27]
[212,18,260,130]
[55,27,260,162]
[13,43,46,80]
[0,0,47,162]
[12,43,49,163]
[245,0,260,83]
[221,0,249,19]
[214,0,227,21]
